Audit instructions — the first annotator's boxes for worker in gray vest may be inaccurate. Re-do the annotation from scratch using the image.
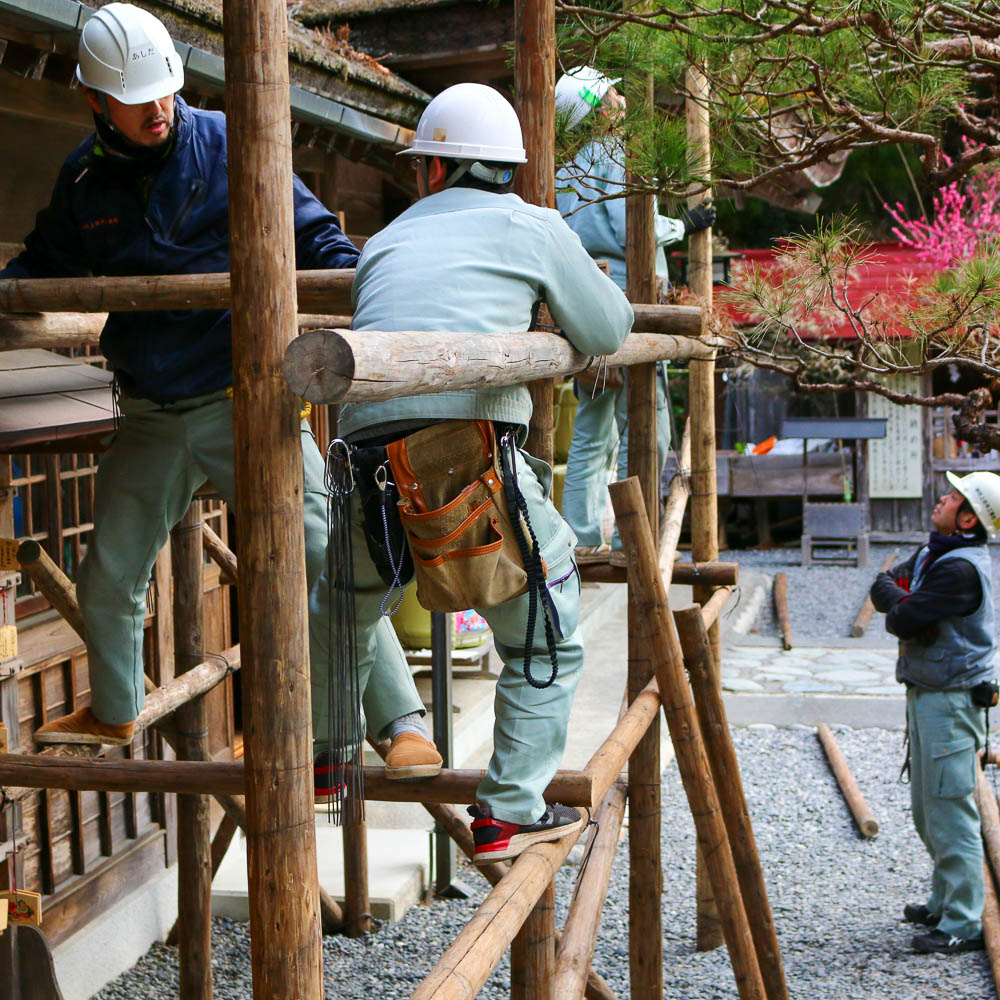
[871,470,1000,954]
[555,65,714,565]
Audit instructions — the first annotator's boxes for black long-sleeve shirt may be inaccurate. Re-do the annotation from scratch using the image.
[870,543,983,640]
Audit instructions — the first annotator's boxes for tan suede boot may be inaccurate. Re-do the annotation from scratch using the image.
[35,707,136,746]
[384,732,442,780]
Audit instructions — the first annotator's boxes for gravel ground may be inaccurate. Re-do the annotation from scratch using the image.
[93,727,996,1000]
[726,543,1000,646]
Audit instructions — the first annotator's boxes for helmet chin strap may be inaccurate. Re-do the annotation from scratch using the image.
[92,92,174,165]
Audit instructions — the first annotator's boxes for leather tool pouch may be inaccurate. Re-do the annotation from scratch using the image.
[386,420,528,613]
[354,442,415,589]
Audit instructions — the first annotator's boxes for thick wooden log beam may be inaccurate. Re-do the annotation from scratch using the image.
[553,780,628,999]
[851,549,897,638]
[578,560,737,588]
[283,328,711,404]
[816,724,878,838]
[201,523,238,587]
[0,754,244,796]
[0,270,354,315]
[984,860,1000,998]
[223,0,324,992]
[676,607,789,1000]
[610,476,765,1000]
[343,815,371,937]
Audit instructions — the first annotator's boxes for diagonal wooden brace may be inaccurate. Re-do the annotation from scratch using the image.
[609,475,766,1000]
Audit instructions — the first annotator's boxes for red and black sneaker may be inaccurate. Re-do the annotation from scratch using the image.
[468,802,587,864]
[314,750,345,804]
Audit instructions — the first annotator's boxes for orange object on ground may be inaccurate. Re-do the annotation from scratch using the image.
[752,436,777,455]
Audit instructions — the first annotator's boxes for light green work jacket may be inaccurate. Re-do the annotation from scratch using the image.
[340,186,634,441]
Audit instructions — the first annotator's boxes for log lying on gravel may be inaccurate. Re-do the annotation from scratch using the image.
[816,724,878,838]
[773,571,792,651]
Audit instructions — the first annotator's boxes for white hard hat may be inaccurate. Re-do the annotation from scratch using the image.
[946,470,1000,537]
[398,83,526,164]
[77,3,184,105]
[555,66,621,129]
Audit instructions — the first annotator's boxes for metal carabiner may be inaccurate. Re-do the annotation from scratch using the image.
[375,462,389,493]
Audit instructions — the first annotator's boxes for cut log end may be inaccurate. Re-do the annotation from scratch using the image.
[282,329,355,402]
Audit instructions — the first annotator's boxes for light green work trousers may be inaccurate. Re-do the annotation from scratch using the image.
[907,686,987,940]
[76,390,424,741]
[562,365,671,549]
[328,440,584,825]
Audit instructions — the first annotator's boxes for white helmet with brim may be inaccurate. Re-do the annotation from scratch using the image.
[946,470,1000,538]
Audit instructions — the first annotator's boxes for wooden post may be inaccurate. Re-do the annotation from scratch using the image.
[675,607,789,1000]
[686,63,722,953]
[512,4,557,993]
[816,724,879,838]
[343,815,371,937]
[221,0,323,996]
[514,0,556,469]
[610,476,765,1000]
[172,503,213,1000]
[624,65,664,1000]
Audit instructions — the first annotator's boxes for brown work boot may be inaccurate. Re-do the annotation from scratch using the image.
[384,732,442,780]
[35,707,135,746]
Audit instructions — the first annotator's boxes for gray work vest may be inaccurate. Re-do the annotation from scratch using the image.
[896,545,997,691]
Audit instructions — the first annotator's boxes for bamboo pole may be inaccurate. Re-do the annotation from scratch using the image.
[816,724,878,838]
[610,476,765,1000]
[202,523,238,587]
[850,549,897,638]
[283,328,710,405]
[660,418,692,573]
[221,0,322,994]
[773,572,792,651]
[686,63,723,952]
[675,607,789,1000]
[172,503,213,1000]
[553,780,628,999]
[624,62,664,1000]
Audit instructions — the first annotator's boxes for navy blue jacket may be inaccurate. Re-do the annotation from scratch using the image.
[1,97,359,402]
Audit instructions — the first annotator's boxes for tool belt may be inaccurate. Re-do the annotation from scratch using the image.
[386,420,529,613]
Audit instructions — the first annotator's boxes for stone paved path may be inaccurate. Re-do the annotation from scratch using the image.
[722,643,899,696]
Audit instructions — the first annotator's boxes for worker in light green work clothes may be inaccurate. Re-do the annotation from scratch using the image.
[331,82,634,864]
[555,66,715,565]
[19,6,428,787]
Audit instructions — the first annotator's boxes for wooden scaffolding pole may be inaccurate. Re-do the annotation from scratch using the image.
[624,66,664,1000]
[172,503,213,1000]
[221,0,323,996]
[514,0,556,471]
[610,477,765,1000]
[686,63,723,953]
[512,2,557,994]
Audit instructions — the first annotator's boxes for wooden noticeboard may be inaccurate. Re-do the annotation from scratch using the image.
[867,376,923,498]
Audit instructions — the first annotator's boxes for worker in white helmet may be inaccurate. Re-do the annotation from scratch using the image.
[871,469,1000,955]
[555,65,715,566]
[9,6,427,792]
[333,82,633,862]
